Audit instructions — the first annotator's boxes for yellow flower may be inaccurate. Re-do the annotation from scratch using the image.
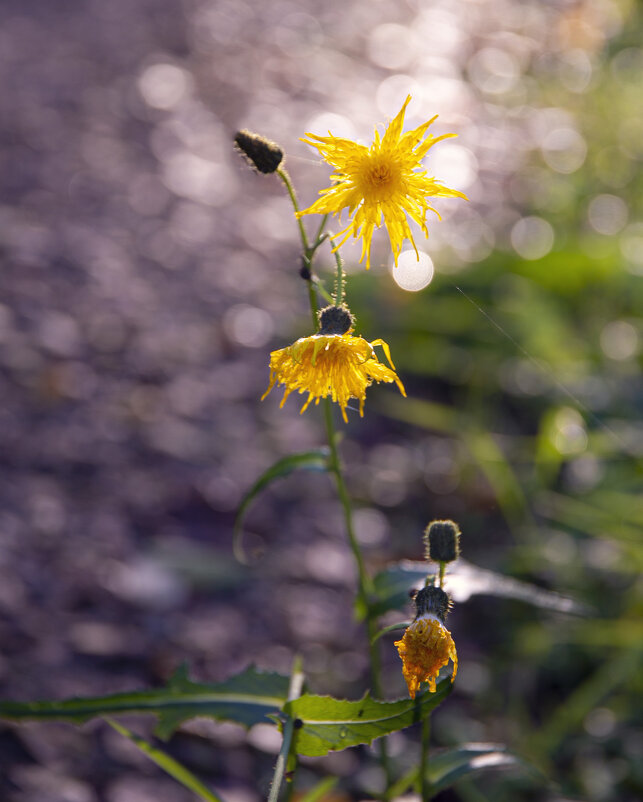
[261,332,405,423]
[297,96,467,269]
[394,615,458,698]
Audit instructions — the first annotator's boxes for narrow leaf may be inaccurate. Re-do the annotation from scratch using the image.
[283,681,452,757]
[0,665,290,741]
[372,621,409,643]
[297,777,339,802]
[428,743,525,794]
[234,449,330,561]
[371,559,590,618]
[106,718,225,802]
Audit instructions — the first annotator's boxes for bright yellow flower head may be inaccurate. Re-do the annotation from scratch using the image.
[394,614,458,698]
[297,96,468,269]
[261,331,405,423]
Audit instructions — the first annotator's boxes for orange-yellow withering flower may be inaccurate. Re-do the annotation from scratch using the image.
[261,306,405,423]
[297,96,467,269]
[395,586,457,698]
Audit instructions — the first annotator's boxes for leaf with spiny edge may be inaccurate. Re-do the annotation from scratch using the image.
[280,680,452,757]
[0,664,290,740]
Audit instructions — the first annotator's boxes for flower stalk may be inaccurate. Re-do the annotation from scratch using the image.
[284,174,393,791]
[268,657,305,802]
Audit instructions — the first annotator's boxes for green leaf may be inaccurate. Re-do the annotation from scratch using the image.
[390,743,531,798]
[233,449,330,561]
[106,719,225,802]
[370,558,590,619]
[0,665,290,740]
[282,681,452,757]
[372,621,409,643]
[428,743,525,794]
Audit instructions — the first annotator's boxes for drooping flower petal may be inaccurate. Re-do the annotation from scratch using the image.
[262,332,405,422]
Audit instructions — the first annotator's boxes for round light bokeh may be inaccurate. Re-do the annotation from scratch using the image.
[391,249,434,291]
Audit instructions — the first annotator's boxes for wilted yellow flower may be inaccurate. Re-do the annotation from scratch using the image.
[394,615,458,698]
[262,332,405,423]
[297,95,467,269]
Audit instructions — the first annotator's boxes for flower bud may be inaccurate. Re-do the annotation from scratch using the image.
[234,130,283,174]
[424,519,461,563]
[413,585,451,624]
[318,305,354,335]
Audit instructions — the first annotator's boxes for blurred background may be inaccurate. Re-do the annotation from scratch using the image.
[0,0,641,800]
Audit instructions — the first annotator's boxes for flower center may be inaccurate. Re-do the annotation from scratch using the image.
[357,153,402,201]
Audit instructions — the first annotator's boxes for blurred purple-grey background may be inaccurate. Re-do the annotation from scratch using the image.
[1,0,642,800]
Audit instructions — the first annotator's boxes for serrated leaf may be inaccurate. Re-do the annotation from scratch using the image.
[234,449,330,561]
[282,681,452,757]
[428,743,525,794]
[0,665,290,740]
[371,558,589,618]
[106,719,225,802]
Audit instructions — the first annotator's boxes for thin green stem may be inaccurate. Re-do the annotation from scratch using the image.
[307,282,319,330]
[328,237,345,305]
[278,169,330,324]
[322,399,391,794]
[439,562,446,589]
[267,658,305,802]
[278,168,310,251]
[420,711,431,801]
[280,166,392,796]
[322,401,372,599]
[313,213,330,247]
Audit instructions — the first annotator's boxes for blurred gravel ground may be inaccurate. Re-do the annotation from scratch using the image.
[0,0,640,800]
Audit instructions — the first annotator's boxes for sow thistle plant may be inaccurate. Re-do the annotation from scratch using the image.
[0,98,569,801]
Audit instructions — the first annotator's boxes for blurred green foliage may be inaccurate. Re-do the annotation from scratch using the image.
[341,7,643,799]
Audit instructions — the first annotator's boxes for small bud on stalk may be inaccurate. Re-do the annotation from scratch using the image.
[234,129,284,174]
[424,519,461,564]
[413,585,451,624]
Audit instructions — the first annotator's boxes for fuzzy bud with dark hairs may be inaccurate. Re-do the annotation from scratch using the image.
[318,305,354,335]
[234,130,283,174]
[424,520,461,563]
[414,585,451,623]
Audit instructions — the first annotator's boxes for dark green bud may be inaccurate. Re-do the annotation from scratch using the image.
[424,520,461,563]
[234,129,283,174]
[414,585,451,623]
[318,305,354,335]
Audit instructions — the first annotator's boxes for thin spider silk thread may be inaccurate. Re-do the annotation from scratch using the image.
[452,283,628,453]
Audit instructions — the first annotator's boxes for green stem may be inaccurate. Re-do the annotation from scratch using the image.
[329,237,345,306]
[313,213,330,247]
[278,168,310,252]
[278,169,330,327]
[280,166,391,796]
[307,281,319,330]
[420,711,431,801]
[439,562,446,589]
[323,399,391,794]
[267,658,305,802]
